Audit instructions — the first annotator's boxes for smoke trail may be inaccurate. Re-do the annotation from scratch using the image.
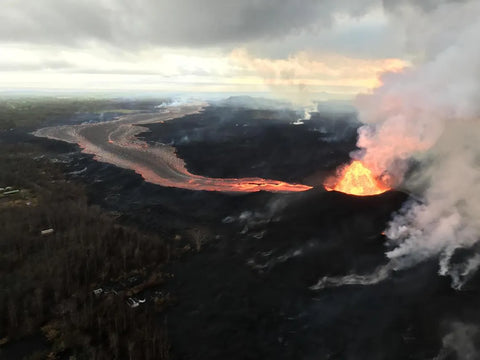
[354,0,480,286]
[229,48,407,123]
[309,263,393,290]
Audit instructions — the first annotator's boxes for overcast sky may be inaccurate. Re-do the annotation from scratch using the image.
[0,0,453,100]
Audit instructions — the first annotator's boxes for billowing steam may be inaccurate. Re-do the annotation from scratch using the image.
[317,0,480,289]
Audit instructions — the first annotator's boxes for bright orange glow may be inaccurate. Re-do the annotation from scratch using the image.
[37,107,313,194]
[325,161,390,196]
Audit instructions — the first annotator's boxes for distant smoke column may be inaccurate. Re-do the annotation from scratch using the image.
[353,0,480,284]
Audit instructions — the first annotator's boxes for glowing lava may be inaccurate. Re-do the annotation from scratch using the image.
[34,107,313,194]
[325,160,390,196]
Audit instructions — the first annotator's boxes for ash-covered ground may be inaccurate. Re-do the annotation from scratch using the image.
[17,102,480,359]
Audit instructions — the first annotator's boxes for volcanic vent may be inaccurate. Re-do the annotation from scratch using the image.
[325,160,390,196]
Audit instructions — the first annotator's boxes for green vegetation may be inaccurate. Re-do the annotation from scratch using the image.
[0,96,167,130]
[0,143,175,359]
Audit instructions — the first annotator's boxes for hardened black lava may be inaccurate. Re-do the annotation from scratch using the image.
[7,104,480,360]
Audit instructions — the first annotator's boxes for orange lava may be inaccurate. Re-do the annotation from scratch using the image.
[325,160,390,196]
[36,109,313,194]
[138,165,313,193]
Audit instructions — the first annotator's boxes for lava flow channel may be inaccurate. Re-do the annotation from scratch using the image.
[324,160,390,196]
[34,106,312,193]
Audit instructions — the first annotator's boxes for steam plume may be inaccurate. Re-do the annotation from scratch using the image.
[356,0,480,286]
[313,0,480,289]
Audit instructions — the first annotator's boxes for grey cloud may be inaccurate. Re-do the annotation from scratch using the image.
[0,1,112,45]
[383,0,468,13]
[2,0,469,59]
[248,20,404,59]
[0,0,379,52]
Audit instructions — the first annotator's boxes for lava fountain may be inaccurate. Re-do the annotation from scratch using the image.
[325,160,390,196]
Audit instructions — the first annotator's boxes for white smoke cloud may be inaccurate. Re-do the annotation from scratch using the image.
[353,0,480,285]
[446,253,480,291]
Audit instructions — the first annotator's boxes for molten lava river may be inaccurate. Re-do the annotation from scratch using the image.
[325,160,390,196]
[34,105,312,193]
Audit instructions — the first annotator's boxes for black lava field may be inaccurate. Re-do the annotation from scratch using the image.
[16,104,480,360]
